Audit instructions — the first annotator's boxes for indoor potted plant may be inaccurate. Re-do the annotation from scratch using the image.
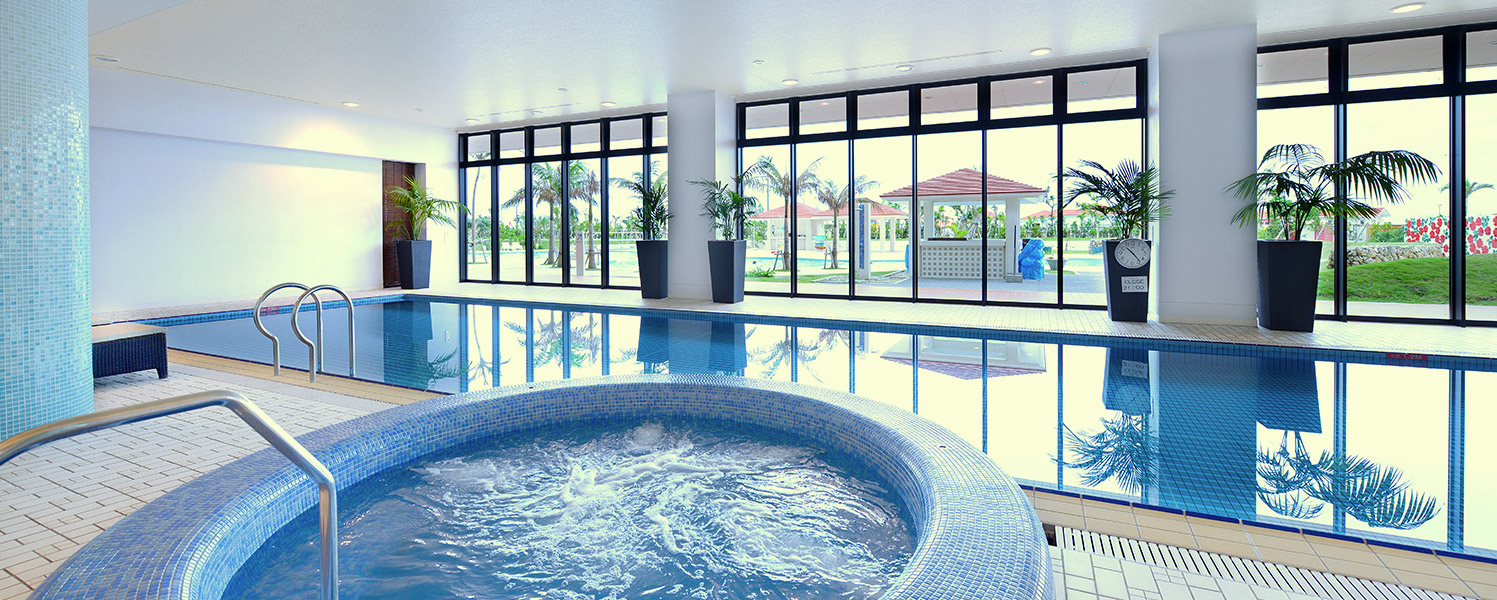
[692,164,764,303]
[1228,144,1438,332]
[613,164,670,298]
[387,175,465,289]
[1065,159,1174,322]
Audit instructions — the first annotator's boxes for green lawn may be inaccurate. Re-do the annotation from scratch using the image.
[1316,254,1497,304]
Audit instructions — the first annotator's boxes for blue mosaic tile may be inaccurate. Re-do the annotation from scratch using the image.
[32,377,1053,600]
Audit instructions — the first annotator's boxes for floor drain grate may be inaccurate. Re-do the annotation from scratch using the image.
[1053,526,1477,600]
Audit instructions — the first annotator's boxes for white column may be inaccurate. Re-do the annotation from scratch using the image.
[1150,25,1258,325]
[666,90,735,299]
[0,0,92,438]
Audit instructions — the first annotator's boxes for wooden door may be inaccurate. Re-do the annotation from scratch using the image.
[382,161,416,287]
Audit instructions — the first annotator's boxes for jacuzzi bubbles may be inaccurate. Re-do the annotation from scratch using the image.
[225,420,914,600]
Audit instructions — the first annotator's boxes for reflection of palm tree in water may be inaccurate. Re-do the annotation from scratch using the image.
[1063,417,1439,530]
[747,326,847,381]
[464,311,509,388]
[1256,431,1438,530]
[504,312,599,370]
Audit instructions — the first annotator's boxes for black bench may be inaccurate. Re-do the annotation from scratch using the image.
[92,323,168,379]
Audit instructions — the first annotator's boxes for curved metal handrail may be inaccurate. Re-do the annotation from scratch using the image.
[291,285,356,383]
[0,391,339,600]
[253,283,323,376]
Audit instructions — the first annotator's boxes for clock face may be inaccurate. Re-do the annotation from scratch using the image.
[1114,238,1150,269]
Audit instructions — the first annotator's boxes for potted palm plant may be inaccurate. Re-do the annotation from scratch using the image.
[387,175,464,289]
[692,164,764,303]
[612,164,670,298]
[1229,144,1438,332]
[1065,159,1174,322]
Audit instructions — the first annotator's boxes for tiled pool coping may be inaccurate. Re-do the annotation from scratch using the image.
[28,376,1054,600]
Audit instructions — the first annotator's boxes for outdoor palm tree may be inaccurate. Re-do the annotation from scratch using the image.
[1229,144,1440,240]
[502,163,594,267]
[813,175,879,268]
[574,168,601,269]
[752,156,822,260]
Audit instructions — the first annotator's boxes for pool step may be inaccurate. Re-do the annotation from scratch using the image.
[1053,526,1477,600]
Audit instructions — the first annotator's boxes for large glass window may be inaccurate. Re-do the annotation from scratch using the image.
[739,61,1146,308]
[1466,94,1497,321]
[569,158,603,286]
[795,140,851,296]
[1256,26,1497,324]
[1257,106,1336,315]
[987,126,1058,305]
[462,166,492,281]
[496,164,525,283]
[915,131,983,302]
[1062,119,1143,307]
[743,145,793,294]
[459,113,665,288]
[855,136,914,299]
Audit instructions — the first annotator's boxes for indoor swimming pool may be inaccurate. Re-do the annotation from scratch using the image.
[149,295,1497,562]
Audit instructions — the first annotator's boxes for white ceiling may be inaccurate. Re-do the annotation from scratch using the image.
[86,0,1497,131]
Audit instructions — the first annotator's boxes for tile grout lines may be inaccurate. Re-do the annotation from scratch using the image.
[1056,526,1478,600]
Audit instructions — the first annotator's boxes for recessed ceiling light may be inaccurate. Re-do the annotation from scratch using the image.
[1389,2,1424,13]
[341,101,359,107]
[1029,47,1052,56]
[558,87,568,92]
[529,110,543,116]
[782,79,799,86]
[466,118,479,124]
[91,54,120,63]
[752,60,765,66]
[414,108,423,112]
[600,101,617,108]
[895,65,914,72]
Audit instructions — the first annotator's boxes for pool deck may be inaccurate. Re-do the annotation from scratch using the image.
[15,285,1491,599]
[96,282,1497,361]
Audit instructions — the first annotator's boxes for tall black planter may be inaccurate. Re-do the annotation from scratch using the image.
[636,240,669,299]
[396,240,432,290]
[1256,240,1322,332]
[1102,239,1151,322]
[707,240,746,303]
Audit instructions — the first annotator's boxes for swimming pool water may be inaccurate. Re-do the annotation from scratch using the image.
[157,296,1497,561]
[222,419,913,600]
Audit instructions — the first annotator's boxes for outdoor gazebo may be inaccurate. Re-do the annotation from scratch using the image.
[879,168,1047,282]
[749,200,907,254]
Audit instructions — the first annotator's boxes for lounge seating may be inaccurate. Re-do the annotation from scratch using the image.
[92,323,168,379]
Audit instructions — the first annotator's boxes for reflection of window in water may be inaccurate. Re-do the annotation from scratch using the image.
[879,336,1046,379]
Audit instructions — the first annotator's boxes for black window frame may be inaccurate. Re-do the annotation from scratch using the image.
[1259,22,1497,327]
[736,59,1149,309]
[458,112,667,289]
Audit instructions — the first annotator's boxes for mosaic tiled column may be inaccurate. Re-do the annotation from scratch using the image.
[0,0,92,439]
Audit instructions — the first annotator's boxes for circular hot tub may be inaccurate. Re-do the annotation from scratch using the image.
[31,376,1053,600]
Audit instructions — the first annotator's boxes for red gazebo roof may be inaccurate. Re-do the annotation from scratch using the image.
[879,168,1045,199]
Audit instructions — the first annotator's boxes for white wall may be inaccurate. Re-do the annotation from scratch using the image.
[666,90,736,300]
[1150,25,1260,326]
[90,68,458,314]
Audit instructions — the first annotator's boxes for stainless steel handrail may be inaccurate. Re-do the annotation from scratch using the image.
[0,391,339,600]
[291,285,356,383]
[253,283,323,376]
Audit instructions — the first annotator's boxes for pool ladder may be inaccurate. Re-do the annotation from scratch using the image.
[254,283,356,382]
[0,391,340,600]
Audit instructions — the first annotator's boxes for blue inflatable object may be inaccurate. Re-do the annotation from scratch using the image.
[1017,238,1046,280]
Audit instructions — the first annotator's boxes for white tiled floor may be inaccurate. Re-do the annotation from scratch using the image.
[1052,546,1477,600]
[0,365,388,598]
